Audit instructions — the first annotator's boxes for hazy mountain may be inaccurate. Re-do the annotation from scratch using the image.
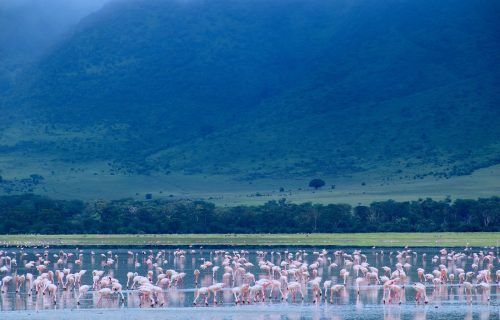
[1,0,499,186]
[0,0,110,91]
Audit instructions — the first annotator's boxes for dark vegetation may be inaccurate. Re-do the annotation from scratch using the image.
[0,194,498,234]
[0,0,109,93]
[0,0,499,179]
[309,179,325,190]
[0,174,45,194]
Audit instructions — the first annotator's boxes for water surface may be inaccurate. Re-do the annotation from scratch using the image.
[0,246,497,319]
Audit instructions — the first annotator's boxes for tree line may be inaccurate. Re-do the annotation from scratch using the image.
[0,194,498,234]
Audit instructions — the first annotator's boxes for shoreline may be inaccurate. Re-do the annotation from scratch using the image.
[0,303,497,320]
[0,232,498,247]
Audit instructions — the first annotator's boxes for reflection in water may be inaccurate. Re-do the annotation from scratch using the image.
[0,246,498,320]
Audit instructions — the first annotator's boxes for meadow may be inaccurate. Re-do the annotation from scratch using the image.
[1,148,498,207]
[1,232,498,247]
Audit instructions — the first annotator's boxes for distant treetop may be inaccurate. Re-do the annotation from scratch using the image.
[309,178,325,190]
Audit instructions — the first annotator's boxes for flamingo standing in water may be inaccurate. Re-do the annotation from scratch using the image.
[77,285,90,305]
[0,245,497,311]
[193,287,209,305]
[329,284,345,304]
[412,283,428,304]
[285,281,304,302]
[1,276,13,293]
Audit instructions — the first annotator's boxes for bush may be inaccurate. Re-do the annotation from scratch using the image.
[308,178,325,189]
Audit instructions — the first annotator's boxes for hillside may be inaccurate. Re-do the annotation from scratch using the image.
[0,0,499,201]
[0,0,110,92]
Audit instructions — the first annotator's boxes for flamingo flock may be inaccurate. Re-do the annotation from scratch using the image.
[0,245,498,310]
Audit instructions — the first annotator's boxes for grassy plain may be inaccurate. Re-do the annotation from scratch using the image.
[1,149,499,207]
[0,233,498,247]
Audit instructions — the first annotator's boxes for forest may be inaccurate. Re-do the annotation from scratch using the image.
[0,194,498,234]
[2,0,499,180]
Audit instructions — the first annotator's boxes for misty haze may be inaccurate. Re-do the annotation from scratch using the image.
[0,0,498,319]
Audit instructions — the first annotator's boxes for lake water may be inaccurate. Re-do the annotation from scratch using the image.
[0,246,498,319]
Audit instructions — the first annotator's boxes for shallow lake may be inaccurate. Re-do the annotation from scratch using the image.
[0,246,498,319]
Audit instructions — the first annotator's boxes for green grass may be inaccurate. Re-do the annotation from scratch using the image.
[1,147,499,207]
[0,233,498,247]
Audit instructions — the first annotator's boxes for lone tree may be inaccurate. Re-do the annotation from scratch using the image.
[308,178,325,190]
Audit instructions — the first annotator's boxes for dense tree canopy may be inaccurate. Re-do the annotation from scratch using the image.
[1,0,499,179]
[0,195,498,234]
[309,179,326,190]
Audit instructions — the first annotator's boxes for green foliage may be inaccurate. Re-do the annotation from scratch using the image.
[0,0,499,178]
[0,194,498,234]
[309,179,325,190]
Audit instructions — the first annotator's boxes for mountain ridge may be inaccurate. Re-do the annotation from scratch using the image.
[0,0,499,192]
